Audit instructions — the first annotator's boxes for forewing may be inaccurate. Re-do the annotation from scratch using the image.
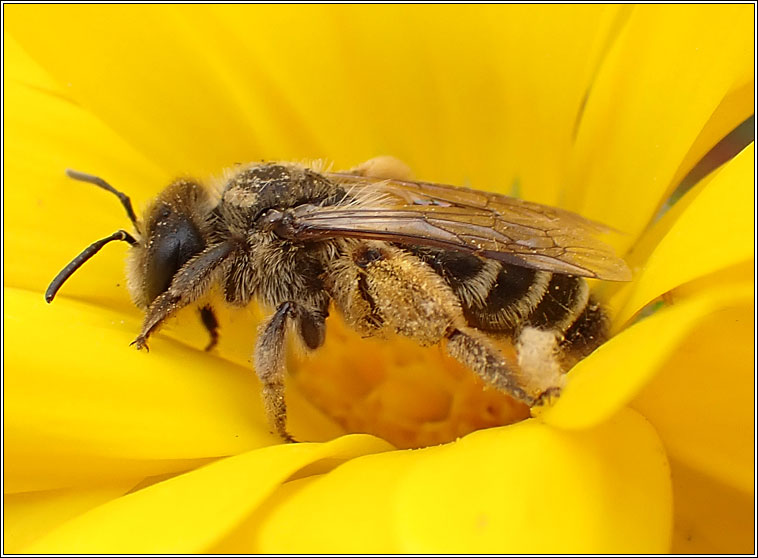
[290,173,632,281]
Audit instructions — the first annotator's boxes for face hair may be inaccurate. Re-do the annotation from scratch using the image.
[45,229,137,303]
[65,169,140,232]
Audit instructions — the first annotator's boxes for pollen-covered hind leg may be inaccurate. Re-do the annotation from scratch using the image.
[330,240,557,408]
[445,327,535,406]
[445,326,568,408]
[254,301,326,443]
[516,326,567,409]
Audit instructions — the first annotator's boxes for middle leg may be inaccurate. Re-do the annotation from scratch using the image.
[254,301,327,442]
[199,305,220,352]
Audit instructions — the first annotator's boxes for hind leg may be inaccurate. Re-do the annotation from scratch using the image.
[328,241,552,408]
[445,326,535,405]
[446,325,566,408]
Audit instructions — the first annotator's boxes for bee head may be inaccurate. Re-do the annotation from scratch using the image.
[46,171,213,308]
[127,178,213,308]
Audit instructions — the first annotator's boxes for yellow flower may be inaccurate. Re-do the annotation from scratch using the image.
[4,4,753,553]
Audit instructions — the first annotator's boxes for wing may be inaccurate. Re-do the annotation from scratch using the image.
[284,172,632,281]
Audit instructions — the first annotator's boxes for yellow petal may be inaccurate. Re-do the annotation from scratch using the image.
[214,409,670,553]
[213,3,625,201]
[566,4,753,250]
[22,435,393,554]
[632,299,754,494]
[670,459,755,553]
[4,481,136,553]
[611,143,754,326]
[4,32,167,306]
[9,5,638,203]
[4,288,268,491]
[7,286,345,492]
[6,5,263,176]
[542,276,753,431]
[397,411,671,553]
[214,455,412,553]
[668,79,754,193]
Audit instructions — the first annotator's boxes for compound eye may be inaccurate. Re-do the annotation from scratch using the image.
[144,206,205,304]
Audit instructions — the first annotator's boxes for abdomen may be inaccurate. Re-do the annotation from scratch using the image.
[409,247,609,362]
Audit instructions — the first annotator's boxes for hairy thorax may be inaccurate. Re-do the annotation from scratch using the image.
[210,163,343,312]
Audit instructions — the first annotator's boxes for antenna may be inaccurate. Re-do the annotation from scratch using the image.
[65,169,140,232]
[45,229,137,303]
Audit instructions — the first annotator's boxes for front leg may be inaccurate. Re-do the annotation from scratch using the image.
[255,301,327,442]
[132,241,238,350]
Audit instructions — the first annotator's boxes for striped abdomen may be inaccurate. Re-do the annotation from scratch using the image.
[410,247,609,363]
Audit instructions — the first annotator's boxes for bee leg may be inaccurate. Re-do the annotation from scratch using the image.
[515,326,566,407]
[445,327,536,406]
[333,241,539,406]
[199,305,220,352]
[132,241,238,350]
[255,301,327,443]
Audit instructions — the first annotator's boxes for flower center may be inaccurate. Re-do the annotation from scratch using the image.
[290,312,530,449]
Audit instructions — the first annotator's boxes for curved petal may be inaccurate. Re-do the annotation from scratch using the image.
[4,288,341,491]
[6,5,264,176]
[3,481,137,553]
[610,143,754,326]
[669,459,755,553]
[668,79,754,192]
[215,455,413,553]
[210,409,671,553]
[565,4,753,250]
[395,410,671,553]
[542,275,753,432]
[632,297,754,494]
[22,435,393,554]
[8,5,633,203]
[4,34,167,304]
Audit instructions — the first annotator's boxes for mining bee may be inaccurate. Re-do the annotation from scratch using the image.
[46,157,631,442]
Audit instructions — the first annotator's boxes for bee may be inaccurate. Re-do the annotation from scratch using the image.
[46,157,631,442]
